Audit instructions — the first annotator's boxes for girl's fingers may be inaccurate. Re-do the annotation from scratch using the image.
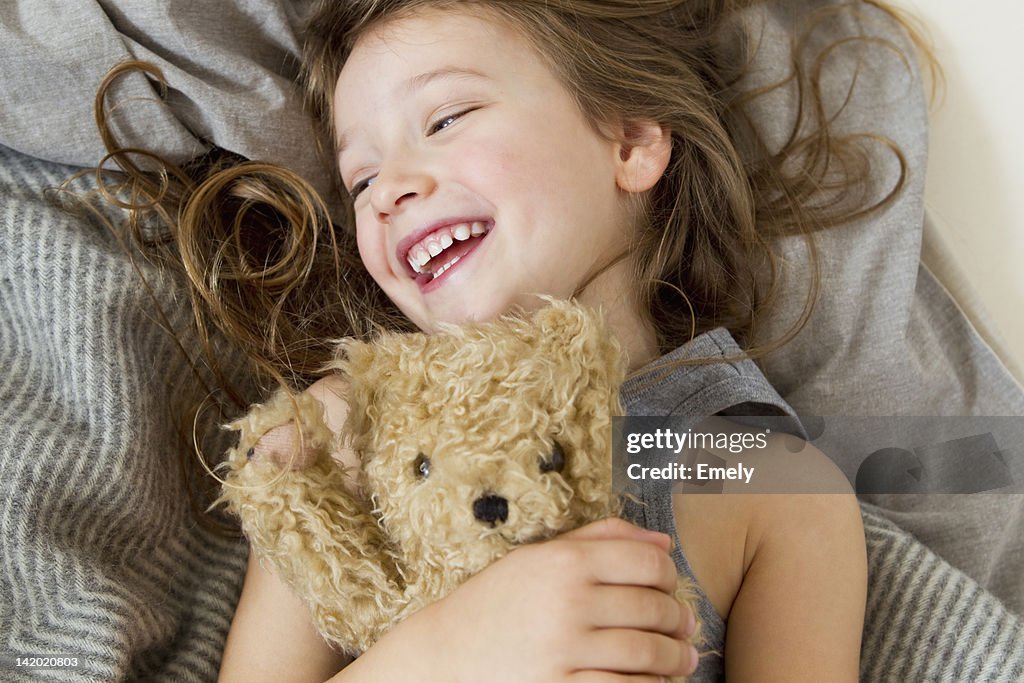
[584,585,687,636]
[561,518,673,551]
[569,674,669,683]
[569,539,679,594]
[578,629,695,678]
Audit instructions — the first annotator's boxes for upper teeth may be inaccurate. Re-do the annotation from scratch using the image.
[407,221,488,274]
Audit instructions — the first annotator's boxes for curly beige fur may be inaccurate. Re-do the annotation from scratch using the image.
[219,300,700,679]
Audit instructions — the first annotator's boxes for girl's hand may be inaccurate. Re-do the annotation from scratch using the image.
[419,517,699,682]
[223,517,697,683]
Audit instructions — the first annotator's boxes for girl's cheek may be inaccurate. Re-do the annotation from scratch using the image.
[455,128,519,181]
[355,220,390,285]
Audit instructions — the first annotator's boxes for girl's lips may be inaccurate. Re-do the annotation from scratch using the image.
[404,221,490,276]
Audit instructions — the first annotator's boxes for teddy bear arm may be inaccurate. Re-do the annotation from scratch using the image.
[225,456,408,655]
[220,387,409,656]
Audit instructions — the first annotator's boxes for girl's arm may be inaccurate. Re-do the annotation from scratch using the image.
[219,553,350,682]
[723,488,865,681]
[220,519,699,683]
[679,427,866,681]
[219,551,456,682]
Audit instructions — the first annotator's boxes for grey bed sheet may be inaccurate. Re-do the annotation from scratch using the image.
[2,0,1022,680]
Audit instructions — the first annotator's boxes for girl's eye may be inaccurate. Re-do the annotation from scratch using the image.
[539,442,566,474]
[413,453,432,479]
[349,175,375,199]
[427,108,475,136]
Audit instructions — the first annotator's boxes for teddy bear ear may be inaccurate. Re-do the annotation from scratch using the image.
[331,336,402,438]
[335,332,413,385]
[528,299,625,382]
[333,329,436,423]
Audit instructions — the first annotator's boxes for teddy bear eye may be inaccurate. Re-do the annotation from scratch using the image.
[413,453,432,479]
[539,442,566,474]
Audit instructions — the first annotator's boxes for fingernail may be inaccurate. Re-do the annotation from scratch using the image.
[640,528,672,545]
[687,644,699,672]
[684,606,697,636]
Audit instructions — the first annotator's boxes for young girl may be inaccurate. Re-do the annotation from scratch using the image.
[210,1,878,681]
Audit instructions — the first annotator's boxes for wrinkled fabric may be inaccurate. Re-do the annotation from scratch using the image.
[0,0,332,203]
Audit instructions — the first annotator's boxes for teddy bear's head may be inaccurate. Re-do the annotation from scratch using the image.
[337,301,625,584]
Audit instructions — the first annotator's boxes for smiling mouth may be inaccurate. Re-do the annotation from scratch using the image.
[405,221,490,282]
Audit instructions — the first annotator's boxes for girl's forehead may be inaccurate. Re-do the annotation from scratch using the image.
[348,6,524,68]
[333,6,553,134]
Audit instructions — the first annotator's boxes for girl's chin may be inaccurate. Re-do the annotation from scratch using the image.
[409,303,512,332]
[394,280,547,330]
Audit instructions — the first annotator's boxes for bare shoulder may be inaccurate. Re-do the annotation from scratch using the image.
[306,373,353,434]
[692,415,854,496]
[673,417,862,621]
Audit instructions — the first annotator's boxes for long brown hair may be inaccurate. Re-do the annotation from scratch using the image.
[83,0,933,515]
[302,0,930,358]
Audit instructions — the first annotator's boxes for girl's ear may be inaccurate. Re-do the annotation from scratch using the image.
[613,120,672,194]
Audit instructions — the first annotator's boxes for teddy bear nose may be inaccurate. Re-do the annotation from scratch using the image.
[473,494,509,525]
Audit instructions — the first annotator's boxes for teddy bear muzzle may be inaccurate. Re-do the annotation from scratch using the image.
[473,494,509,526]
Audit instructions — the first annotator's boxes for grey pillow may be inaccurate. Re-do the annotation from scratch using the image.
[0,0,331,203]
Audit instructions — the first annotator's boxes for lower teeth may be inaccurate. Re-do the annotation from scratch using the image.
[431,255,462,280]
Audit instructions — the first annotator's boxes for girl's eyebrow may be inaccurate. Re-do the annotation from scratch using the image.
[336,66,491,160]
[404,66,490,92]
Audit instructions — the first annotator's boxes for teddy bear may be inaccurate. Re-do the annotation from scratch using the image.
[219,299,700,677]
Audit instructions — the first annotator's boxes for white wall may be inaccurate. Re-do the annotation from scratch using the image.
[890,1,1024,368]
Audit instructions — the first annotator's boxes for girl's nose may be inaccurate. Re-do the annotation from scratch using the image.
[369,165,436,222]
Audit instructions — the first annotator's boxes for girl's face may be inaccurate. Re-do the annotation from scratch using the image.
[334,7,645,334]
